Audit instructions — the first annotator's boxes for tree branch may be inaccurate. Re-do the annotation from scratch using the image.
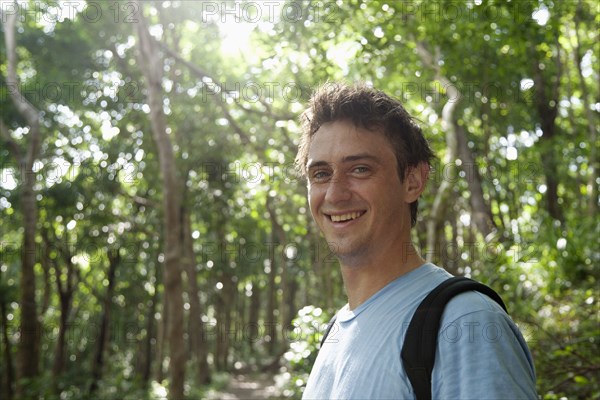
[157,41,256,146]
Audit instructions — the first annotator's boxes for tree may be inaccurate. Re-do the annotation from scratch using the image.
[133,2,186,398]
[0,4,42,395]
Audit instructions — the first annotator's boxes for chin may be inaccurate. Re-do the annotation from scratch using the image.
[327,243,369,265]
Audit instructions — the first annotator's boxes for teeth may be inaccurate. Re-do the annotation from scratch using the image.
[331,212,362,222]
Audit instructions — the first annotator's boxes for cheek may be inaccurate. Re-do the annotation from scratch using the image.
[371,183,404,214]
[307,187,319,215]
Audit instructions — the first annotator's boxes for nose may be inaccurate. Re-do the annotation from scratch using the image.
[325,174,352,204]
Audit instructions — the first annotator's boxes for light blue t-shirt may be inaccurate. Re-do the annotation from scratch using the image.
[302,263,537,399]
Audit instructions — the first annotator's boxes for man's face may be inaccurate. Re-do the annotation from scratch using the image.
[306,120,416,266]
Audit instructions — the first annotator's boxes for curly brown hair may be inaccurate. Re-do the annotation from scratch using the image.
[295,82,435,226]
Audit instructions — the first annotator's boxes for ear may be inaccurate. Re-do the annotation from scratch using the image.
[404,162,429,203]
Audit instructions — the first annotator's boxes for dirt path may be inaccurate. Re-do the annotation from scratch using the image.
[205,374,282,399]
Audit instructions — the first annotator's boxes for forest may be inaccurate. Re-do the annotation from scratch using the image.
[0,0,598,399]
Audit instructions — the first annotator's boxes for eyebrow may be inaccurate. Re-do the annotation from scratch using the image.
[307,153,380,170]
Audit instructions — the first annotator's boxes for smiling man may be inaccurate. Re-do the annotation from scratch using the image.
[295,83,537,399]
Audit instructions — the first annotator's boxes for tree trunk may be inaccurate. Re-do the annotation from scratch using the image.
[134,3,186,398]
[267,197,292,340]
[455,123,497,239]
[247,282,261,351]
[40,245,52,316]
[532,39,564,223]
[2,4,42,394]
[181,208,210,384]
[155,289,168,382]
[285,278,298,330]
[536,109,563,222]
[214,270,234,371]
[0,279,15,400]
[223,279,235,370]
[446,216,460,275]
[265,234,277,354]
[213,220,226,371]
[415,42,461,262]
[141,286,157,385]
[573,1,599,217]
[52,292,70,380]
[138,260,160,386]
[89,250,120,395]
[45,230,78,385]
[214,286,225,371]
[266,230,278,355]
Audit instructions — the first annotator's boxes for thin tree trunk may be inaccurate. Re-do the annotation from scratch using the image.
[573,1,599,216]
[213,220,232,372]
[2,4,41,394]
[415,42,460,262]
[134,2,186,398]
[214,270,234,371]
[142,285,157,385]
[446,216,460,275]
[264,193,289,355]
[181,208,210,384]
[455,123,497,239]
[155,290,168,382]
[266,229,278,355]
[214,286,225,371]
[138,258,160,385]
[1,278,15,400]
[89,250,120,395]
[247,282,261,352]
[532,42,564,222]
[286,278,298,330]
[266,197,292,338]
[223,279,235,370]
[40,245,52,316]
[45,230,78,384]
[52,292,70,380]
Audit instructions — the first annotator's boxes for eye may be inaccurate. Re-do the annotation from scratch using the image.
[352,165,370,174]
[310,169,331,182]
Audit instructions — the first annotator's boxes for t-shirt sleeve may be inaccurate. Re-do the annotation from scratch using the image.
[432,292,538,400]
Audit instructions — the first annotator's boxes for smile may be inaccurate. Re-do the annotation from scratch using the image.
[327,211,366,222]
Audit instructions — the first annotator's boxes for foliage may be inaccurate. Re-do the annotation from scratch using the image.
[528,288,600,399]
[276,305,331,399]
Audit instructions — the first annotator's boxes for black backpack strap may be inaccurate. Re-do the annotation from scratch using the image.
[320,314,337,348]
[400,276,507,400]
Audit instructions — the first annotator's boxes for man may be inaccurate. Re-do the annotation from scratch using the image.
[295,83,537,399]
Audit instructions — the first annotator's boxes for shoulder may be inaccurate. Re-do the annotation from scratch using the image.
[432,290,538,399]
[442,288,507,322]
[438,286,521,344]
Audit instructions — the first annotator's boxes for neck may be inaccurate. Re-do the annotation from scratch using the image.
[341,242,425,310]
